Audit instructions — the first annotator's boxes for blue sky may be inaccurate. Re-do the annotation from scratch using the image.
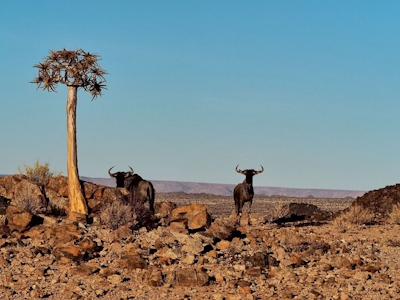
[1,1,400,191]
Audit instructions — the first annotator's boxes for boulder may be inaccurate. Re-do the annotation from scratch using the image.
[172,232,204,255]
[53,244,83,263]
[174,267,209,287]
[170,204,211,230]
[273,203,328,223]
[70,263,100,276]
[43,222,81,247]
[189,210,211,230]
[169,220,188,234]
[0,175,25,198]
[206,216,236,240]
[119,254,148,270]
[82,181,99,199]
[5,205,43,232]
[46,176,69,197]
[11,179,46,212]
[94,187,122,203]
[155,201,177,219]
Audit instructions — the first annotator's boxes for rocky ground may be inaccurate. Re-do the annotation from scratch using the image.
[0,175,399,299]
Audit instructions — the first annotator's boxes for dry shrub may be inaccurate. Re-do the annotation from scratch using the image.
[331,214,350,233]
[332,205,374,232]
[388,204,400,225]
[386,238,400,247]
[270,202,290,220]
[100,189,158,230]
[100,201,135,230]
[47,203,67,217]
[18,159,61,185]
[13,186,46,214]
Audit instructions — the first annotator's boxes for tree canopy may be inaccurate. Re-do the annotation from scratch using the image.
[32,48,107,99]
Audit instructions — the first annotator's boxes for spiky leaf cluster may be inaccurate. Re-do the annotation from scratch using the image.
[32,48,107,99]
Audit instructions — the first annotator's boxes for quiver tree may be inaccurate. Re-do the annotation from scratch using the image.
[32,48,107,217]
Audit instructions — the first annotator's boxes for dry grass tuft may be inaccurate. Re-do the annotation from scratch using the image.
[388,204,400,225]
[386,238,400,247]
[332,205,374,232]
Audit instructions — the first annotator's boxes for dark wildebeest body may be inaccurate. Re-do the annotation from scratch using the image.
[108,166,155,214]
[124,175,155,214]
[233,165,264,216]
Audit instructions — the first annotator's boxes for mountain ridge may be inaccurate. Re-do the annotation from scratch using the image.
[81,176,365,198]
[0,174,365,198]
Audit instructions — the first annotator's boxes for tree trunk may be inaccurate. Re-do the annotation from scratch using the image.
[66,85,88,215]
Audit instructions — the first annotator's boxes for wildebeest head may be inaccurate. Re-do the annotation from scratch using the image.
[235,165,264,183]
[108,166,134,187]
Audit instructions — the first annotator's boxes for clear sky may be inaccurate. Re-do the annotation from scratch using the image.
[1,1,400,191]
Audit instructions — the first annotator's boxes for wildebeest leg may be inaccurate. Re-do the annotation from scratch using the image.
[149,196,155,214]
[246,199,253,225]
[234,197,241,216]
[147,186,155,214]
[248,199,253,215]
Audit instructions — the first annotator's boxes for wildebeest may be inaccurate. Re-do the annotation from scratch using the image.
[108,166,155,213]
[108,166,134,187]
[233,165,264,216]
[124,174,155,214]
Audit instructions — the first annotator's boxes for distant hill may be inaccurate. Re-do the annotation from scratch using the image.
[0,174,365,198]
[80,176,365,198]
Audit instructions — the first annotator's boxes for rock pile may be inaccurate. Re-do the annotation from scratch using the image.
[0,175,399,299]
[351,183,400,218]
[0,175,124,216]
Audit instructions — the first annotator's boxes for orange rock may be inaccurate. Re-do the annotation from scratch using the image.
[79,238,100,253]
[291,253,305,267]
[205,249,217,258]
[169,220,188,234]
[238,286,252,294]
[237,226,248,235]
[215,273,224,283]
[172,204,207,216]
[216,240,230,251]
[156,257,173,265]
[189,210,211,230]
[6,205,34,232]
[53,245,82,263]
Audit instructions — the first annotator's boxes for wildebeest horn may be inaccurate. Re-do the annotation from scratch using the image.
[108,166,116,177]
[254,165,264,175]
[235,165,245,175]
[126,166,134,177]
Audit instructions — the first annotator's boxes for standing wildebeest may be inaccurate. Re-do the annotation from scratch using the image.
[108,166,134,187]
[233,165,264,216]
[108,166,155,213]
[124,174,155,214]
